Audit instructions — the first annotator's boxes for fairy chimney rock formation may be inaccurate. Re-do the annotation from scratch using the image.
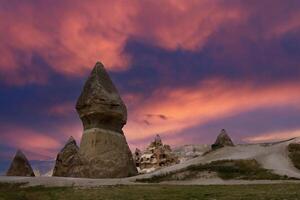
[135,134,179,173]
[76,62,137,178]
[6,150,35,177]
[52,136,85,177]
[211,129,234,150]
[76,62,127,133]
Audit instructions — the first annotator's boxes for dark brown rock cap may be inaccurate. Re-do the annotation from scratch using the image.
[6,149,35,177]
[76,62,127,133]
[211,129,234,150]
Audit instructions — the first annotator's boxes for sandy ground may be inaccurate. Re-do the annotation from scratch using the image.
[1,175,300,187]
[1,137,300,187]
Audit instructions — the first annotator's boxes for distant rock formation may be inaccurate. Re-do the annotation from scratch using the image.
[134,134,179,173]
[6,150,35,177]
[211,129,234,150]
[74,62,137,178]
[52,136,86,177]
[133,148,142,166]
[173,144,211,162]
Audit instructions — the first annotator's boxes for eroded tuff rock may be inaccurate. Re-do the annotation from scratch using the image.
[211,129,234,150]
[6,150,35,177]
[75,62,137,178]
[52,136,87,177]
[134,134,179,173]
[76,62,127,133]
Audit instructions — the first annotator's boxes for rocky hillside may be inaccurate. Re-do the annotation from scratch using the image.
[134,135,179,174]
[136,135,300,183]
[173,144,211,162]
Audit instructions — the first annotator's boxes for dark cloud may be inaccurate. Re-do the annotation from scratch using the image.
[145,114,168,120]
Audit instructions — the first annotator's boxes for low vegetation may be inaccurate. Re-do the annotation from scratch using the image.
[1,182,300,200]
[288,143,300,170]
[136,159,293,183]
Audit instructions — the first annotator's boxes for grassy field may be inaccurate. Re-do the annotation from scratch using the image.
[1,183,300,200]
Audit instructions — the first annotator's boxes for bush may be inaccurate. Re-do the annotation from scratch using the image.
[288,143,300,170]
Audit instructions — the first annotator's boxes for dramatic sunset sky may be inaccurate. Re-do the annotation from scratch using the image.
[0,0,300,163]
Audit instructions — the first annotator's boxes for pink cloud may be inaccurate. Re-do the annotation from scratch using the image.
[0,1,136,85]
[133,1,244,51]
[0,0,268,85]
[2,0,298,85]
[0,125,62,160]
[244,129,300,143]
[0,120,83,160]
[124,79,300,142]
[55,122,83,143]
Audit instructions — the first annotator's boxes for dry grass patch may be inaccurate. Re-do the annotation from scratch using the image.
[288,143,300,170]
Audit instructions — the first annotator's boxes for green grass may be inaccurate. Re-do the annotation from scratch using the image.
[1,182,300,200]
[288,143,300,170]
[136,159,293,183]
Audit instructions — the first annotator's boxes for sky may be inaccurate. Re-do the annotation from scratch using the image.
[0,0,300,161]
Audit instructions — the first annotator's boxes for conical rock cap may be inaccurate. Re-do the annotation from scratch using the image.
[76,62,127,132]
[212,129,234,150]
[6,149,35,177]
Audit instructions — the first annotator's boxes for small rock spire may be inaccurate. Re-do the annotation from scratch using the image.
[211,129,234,150]
[52,136,82,177]
[6,149,35,177]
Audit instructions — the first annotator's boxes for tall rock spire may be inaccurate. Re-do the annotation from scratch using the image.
[74,62,137,178]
